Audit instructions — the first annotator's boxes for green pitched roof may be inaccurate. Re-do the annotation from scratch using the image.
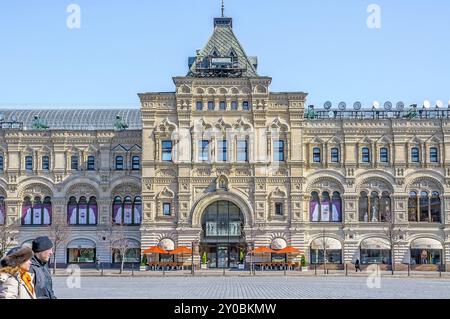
[187,17,258,78]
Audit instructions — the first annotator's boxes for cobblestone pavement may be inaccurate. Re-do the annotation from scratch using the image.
[54,275,450,299]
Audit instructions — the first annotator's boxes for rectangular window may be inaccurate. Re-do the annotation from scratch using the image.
[199,140,210,162]
[237,140,248,162]
[163,203,171,216]
[219,101,226,110]
[231,101,238,110]
[411,147,420,163]
[0,156,3,171]
[162,141,173,162]
[87,156,95,171]
[275,203,283,216]
[42,156,50,170]
[430,148,438,163]
[274,140,284,161]
[362,148,370,163]
[217,140,227,162]
[380,148,389,163]
[331,148,339,163]
[313,148,321,163]
[208,101,215,110]
[196,101,203,110]
[132,156,140,170]
[71,156,78,170]
[242,101,250,110]
[25,156,33,171]
[115,156,124,170]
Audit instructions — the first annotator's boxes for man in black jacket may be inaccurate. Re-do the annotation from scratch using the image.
[29,236,57,299]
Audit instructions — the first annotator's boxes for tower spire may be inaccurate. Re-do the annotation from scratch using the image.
[221,0,225,17]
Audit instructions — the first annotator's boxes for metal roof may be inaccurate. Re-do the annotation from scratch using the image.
[0,109,142,130]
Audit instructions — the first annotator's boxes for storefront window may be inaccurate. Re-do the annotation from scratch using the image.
[410,249,441,265]
[68,248,95,263]
[360,249,391,264]
[310,250,342,264]
[112,248,140,263]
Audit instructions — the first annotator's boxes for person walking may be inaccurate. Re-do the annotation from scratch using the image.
[355,258,361,272]
[96,257,101,271]
[0,246,36,299]
[29,236,57,299]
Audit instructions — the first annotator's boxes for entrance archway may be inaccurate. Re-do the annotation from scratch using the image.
[200,200,246,269]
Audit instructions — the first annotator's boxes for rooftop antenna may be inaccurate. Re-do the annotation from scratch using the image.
[221,0,225,17]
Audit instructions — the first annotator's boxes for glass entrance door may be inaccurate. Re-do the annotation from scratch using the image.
[217,246,228,268]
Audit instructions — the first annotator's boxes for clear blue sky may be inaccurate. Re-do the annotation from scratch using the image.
[0,0,449,109]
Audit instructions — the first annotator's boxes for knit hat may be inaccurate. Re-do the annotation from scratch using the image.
[32,236,54,253]
[0,246,34,268]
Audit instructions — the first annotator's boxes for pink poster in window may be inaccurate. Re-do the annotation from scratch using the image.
[33,203,43,225]
[22,204,32,225]
[68,205,77,224]
[134,205,142,225]
[124,203,132,224]
[43,203,52,224]
[113,204,122,224]
[89,205,97,224]
[78,204,88,224]
[321,201,330,221]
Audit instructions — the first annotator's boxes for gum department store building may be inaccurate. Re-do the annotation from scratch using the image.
[1,13,449,270]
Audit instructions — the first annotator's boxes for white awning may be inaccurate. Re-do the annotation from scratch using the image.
[159,238,175,251]
[360,238,390,250]
[311,237,342,250]
[67,238,96,249]
[270,238,287,250]
[411,238,443,250]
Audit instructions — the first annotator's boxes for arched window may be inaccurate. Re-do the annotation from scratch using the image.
[208,101,215,110]
[42,155,50,170]
[408,191,418,222]
[231,101,238,110]
[196,101,203,110]
[359,192,369,222]
[274,140,284,162]
[409,191,441,223]
[87,156,95,171]
[132,156,140,170]
[25,156,33,171]
[361,147,370,163]
[112,195,142,225]
[380,148,389,163]
[310,191,342,222]
[115,156,124,170]
[67,196,97,225]
[0,155,4,171]
[430,192,441,223]
[380,192,391,222]
[331,148,339,163]
[22,196,52,225]
[370,191,380,222]
[313,147,321,163]
[411,147,420,163]
[0,196,6,225]
[219,101,226,110]
[420,191,429,222]
[430,147,438,163]
[242,101,250,111]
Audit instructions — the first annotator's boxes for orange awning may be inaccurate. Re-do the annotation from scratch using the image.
[277,246,303,254]
[142,246,168,254]
[169,246,192,255]
[251,247,276,254]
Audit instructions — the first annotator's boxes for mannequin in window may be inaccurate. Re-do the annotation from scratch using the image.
[364,211,369,222]
[421,250,428,264]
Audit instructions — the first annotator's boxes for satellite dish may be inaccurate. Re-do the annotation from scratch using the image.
[353,102,362,111]
[11,115,17,122]
[396,101,405,111]
[423,100,431,109]
[436,100,444,109]
[373,101,381,109]
[324,101,332,110]
[384,101,393,111]
[338,102,347,111]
